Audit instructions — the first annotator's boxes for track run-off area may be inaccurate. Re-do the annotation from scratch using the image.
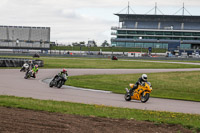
[1,68,200,114]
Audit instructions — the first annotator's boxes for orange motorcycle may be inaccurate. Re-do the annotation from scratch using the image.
[124,82,152,103]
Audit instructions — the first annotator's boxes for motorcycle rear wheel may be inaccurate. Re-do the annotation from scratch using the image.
[124,92,131,101]
[141,93,150,103]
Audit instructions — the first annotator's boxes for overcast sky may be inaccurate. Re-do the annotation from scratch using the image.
[0,0,199,45]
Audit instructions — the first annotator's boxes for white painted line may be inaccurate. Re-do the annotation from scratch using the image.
[43,78,112,94]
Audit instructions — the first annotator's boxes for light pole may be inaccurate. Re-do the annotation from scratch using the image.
[87,38,90,54]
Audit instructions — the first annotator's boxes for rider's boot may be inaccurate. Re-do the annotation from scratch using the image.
[31,73,36,78]
[127,89,135,99]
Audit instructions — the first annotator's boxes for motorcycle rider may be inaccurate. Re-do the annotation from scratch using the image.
[20,61,29,72]
[128,74,148,96]
[53,69,68,82]
[31,64,39,78]
[28,60,34,70]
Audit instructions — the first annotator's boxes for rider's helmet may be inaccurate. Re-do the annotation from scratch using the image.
[62,68,67,74]
[23,63,29,69]
[142,74,147,81]
[34,64,38,69]
[28,60,32,64]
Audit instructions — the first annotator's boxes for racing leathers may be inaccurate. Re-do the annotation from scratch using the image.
[129,77,147,96]
[28,61,34,70]
[31,66,39,78]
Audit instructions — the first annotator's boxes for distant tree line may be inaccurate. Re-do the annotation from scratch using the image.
[51,40,110,47]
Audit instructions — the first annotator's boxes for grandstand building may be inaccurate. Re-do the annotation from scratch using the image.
[111,14,200,51]
[0,25,51,51]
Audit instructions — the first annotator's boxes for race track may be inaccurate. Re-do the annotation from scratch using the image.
[1,68,200,114]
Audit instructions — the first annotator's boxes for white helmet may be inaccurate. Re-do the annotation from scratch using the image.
[142,74,147,81]
[23,63,29,69]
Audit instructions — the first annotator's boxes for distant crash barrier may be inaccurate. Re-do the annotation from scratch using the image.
[0,58,44,67]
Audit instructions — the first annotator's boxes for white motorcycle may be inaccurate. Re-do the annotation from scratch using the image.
[20,63,29,72]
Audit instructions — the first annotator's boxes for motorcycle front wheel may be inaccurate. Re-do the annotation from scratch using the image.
[141,92,150,103]
[57,80,63,88]
[24,73,29,79]
[49,80,54,87]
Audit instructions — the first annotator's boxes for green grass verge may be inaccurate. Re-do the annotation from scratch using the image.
[66,71,200,101]
[44,58,200,69]
[0,95,199,131]
[1,56,200,69]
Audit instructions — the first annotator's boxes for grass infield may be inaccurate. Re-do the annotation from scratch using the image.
[66,71,200,102]
[0,95,199,131]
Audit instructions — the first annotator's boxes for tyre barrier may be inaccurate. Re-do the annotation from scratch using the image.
[0,58,44,67]
[33,60,44,67]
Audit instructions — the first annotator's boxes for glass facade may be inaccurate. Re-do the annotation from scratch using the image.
[111,41,192,49]
[111,14,200,49]
[116,30,200,40]
[111,42,168,49]
[112,29,200,49]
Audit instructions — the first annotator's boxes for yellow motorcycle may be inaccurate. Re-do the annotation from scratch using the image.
[125,82,152,103]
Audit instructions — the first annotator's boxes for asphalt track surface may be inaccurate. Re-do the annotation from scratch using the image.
[1,68,200,114]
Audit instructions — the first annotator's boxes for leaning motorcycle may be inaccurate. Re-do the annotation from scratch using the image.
[20,63,29,72]
[124,82,152,103]
[49,76,67,88]
[24,70,33,79]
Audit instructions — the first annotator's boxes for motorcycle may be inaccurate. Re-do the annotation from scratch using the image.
[24,70,33,79]
[49,76,67,88]
[20,63,29,72]
[124,82,152,103]
[111,56,118,60]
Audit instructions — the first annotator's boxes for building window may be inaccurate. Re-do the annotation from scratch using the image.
[155,31,163,35]
[155,43,163,48]
[193,33,200,36]
[183,32,192,36]
[126,42,135,47]
[146,31,154,35]
[143,43,153,48]
[137,31,144,34]
[127,31,137,34]
[163,43,168,49]
[164,32,172,35]
[118,30,126,34]
[116,42,126,47]
[135,43,143,48]
[180,44,191,49]
[117,36,126,38]
[174,32,182,36]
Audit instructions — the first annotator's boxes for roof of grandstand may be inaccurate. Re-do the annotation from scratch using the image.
[115,14,200,23]
[0,25,50,29]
